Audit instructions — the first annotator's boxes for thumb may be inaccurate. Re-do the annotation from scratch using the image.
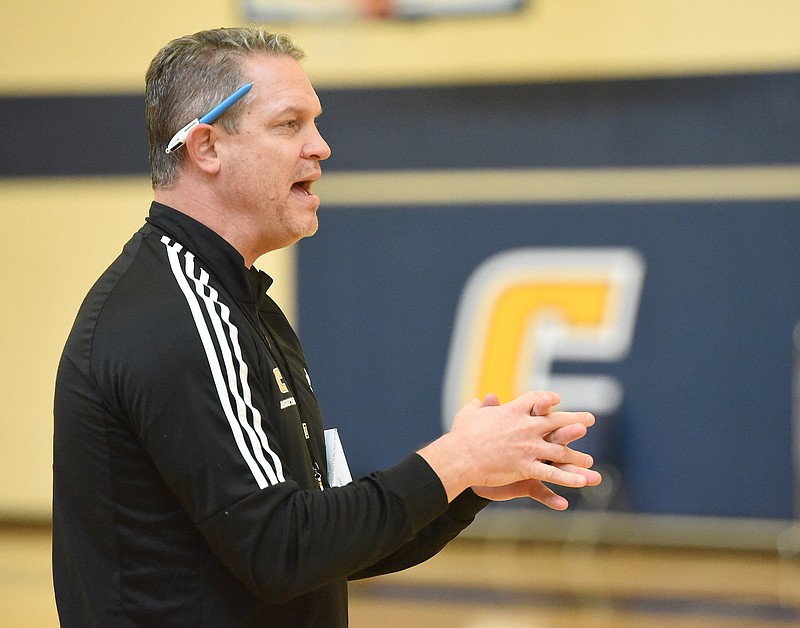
[532,392,560,416]
[510,391,561,416]
[482,393,500,407]
[452,397,483,426]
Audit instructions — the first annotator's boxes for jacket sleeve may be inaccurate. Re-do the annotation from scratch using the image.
[348,488,489,581]
[197,454,455,602]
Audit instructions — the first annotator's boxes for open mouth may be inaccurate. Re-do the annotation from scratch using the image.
[291,180,312,195]
[291,175,319,197]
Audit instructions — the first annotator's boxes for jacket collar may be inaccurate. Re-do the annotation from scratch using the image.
[146,201,274,306]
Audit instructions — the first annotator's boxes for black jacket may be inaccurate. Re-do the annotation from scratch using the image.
[53,202,487,627]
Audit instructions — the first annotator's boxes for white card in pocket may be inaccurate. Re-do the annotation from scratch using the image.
[324,428,353,487]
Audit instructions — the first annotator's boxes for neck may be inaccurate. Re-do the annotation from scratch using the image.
[154,185,262,268]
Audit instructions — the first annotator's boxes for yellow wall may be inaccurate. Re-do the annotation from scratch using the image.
[2,0,800,519]
[3,0,800,94]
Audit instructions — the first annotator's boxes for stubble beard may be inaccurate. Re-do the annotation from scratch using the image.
[280,200,319,245]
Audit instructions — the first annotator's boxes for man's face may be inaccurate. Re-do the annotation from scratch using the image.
[217,54,331,253]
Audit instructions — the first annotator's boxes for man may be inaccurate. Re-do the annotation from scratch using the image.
[53,26,601,627]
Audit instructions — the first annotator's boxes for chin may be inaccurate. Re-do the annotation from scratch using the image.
[302,214,320,237]
[288,219,319,244]
[301,223,319,239]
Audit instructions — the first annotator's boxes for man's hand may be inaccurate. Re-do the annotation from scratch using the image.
[418,391,601,506]
[471,394,602,510]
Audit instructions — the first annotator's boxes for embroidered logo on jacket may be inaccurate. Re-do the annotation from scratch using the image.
[273,367,297,409]
[273,368,289,394]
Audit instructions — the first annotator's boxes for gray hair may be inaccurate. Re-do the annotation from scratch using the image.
[145,26,305,189]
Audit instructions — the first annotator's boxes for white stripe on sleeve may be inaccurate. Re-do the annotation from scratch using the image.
[161,236,284,488]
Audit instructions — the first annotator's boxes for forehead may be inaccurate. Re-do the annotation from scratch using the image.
[240,54,321,114]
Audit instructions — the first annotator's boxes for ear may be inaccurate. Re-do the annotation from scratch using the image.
[183,124,221,175]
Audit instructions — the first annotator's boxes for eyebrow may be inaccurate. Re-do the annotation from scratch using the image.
[273,104,323,119]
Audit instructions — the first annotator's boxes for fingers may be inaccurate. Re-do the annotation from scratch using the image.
[478,393,593,438]
[545,422,587,446]
[532,392,560,417]
[553,463,603,486]
[541,442,594,469]
[508,391,561,416]
[474,480,571,510]
[528,459,590,488]
[526,464,603,510]
[525,482,570,511]
[453,392,601,496]
[477,395,597,472]
[541,410,595,433]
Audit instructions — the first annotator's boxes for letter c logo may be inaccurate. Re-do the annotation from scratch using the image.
[442,248,645,430]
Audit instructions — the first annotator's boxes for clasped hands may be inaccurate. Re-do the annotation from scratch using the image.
[468,392,602,510]
[445,391,601,511]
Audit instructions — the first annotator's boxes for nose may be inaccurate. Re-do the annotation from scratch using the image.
[303,125,332,162]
